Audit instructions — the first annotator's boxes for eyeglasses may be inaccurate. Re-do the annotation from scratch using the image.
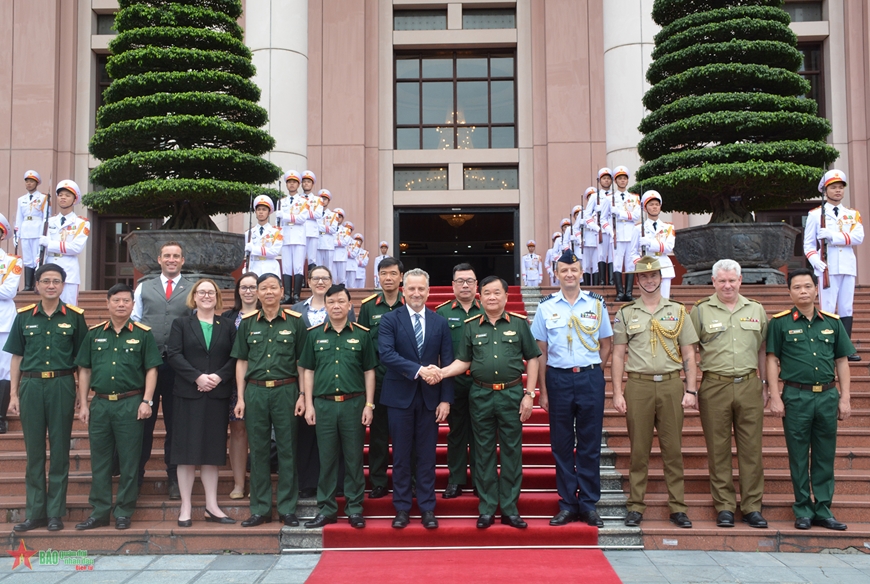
[310,277,331,283]
[196,290,216,297]
[453,278,477,286]
[38,279,63,286]
[239,286,257,292]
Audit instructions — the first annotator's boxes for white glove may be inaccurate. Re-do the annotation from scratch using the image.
[586,222,600,233]
[616,208,629,221]
[808,254,827,272]
[39,236,49,248]
[13,229,19,247]
[603,225,613,237]
[244,242,253,253]
[639,236,657,248]
[817,227,835,242]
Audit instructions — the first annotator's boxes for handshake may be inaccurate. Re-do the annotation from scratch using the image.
[420,365,445,385]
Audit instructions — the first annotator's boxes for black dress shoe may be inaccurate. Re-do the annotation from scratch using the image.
[794,517,812,530]
[549,510,579,526]
[742,511,768,528]
[348,514,366,529]
[579,510,604,527]
[392,511,410,529]
[14,517,47,532]
[421,511,438,529]
[812,517,847,531]
[369,485,388,499]
[442,484,463,499]
[75,517,109,530]
[204,510,236,524]
[177,519,192,527]
[0,419,7,434]
[669,512,692,528]
[848,353,862,362]
[168,481,181,501]
[280,513,299,527]
[500,515,528,529]
[304,514,337,529]
[624,511,643,527]
[477,514,495,529]
[47,517,64,531]
[115,516,131,530]
[241,514,273,527]
[299,487,317,499]
[716,510,735,528]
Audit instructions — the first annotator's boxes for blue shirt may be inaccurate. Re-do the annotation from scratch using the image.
[531,290,613,368]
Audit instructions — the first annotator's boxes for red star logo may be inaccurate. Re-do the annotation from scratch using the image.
[7,540,37,570]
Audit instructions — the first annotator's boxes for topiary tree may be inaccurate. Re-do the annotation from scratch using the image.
[631,0,839,223]
[85,0,281,230]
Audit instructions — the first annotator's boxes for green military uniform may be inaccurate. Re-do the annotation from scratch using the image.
[436,298,483,487]
[767,307,854,520]
[455,311,541,516]
[613,296,699,514]
[298,321,378,518]
[231,308,306,517]
[75,320,163,520]
[4,302,87,521]
[690,294,767,515]
[357,291,404,491]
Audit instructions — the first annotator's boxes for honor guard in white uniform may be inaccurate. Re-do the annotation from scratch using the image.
[40,180,89,306]
[611,166,641,301]
[351,234,369,288]
[576,187,602,286]
[300,171,323,270]
[596,168,615,284]
[333,218,353,285]
[630,190,675,299]
[545,232,562,286]
[15,170,49,291]
[804,169,864,361]
[373,241,390,288]
[0,213,22,433]
[245,195,284,278]
[316,190,340,272]
[521,240,542,287]
[279,170,308,303]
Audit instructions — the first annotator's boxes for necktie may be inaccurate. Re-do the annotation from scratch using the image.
[259,226,264,235]
[166,279,173,300]
[29,194,32,202]
[653,221,658,231]
[60,216,66,226]
[414,313,424,356]
[834,207,839,217]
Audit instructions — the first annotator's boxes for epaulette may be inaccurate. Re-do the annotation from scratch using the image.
[65,304,85,314]
[351,322,370,332]
[508,312,528,320]
[811,205,821,212]
[361,293,378,304]
[538,293,555,303]
[434,299,451,310]
[694,297,710,306]
[284,308,302,318]
[90,321,108,330]
[133,321,152,331]
[465,314,481,323]
[307,323,319,331]
[242,310,258,319]
[820,310,840,320]
[772,309,791,319]
[17,303,36,313]
[747,298,763,305]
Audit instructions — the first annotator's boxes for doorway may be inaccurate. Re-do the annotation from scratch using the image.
[91,215,162,289]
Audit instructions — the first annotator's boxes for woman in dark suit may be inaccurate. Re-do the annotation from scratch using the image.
[168,278,237,526]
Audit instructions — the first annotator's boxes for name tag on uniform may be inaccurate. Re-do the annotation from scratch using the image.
[316,339,329,344]
[25,325,38,329]
[448,317,460,321]
[95,338,107,343]
[475,334,487,338]
[250,331,261,335]
[821,329,834,335]
[629,325,641,331]
[788,329,803,335]
[503,330,517,336]
[707,322,724,331]
[371,314,382,321]
[58,323,72,329]
[278,330,292,335]
[126,339,140,344]
[347,338,359,344]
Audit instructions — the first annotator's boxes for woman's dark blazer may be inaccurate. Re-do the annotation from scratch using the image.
[167,313,237,400]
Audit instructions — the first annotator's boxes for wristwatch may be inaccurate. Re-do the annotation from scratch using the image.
[523,391,535,399]
[685,390,697,396]
[142,399,153,407]
[365,402,376,409]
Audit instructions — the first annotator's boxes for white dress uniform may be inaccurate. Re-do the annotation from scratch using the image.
[544,237,561,286]
[246,223,284,277]
[333,222,353,285]
[611,190,642,273]
[302,193,325,266]
[575,189,601,276]
[0,213,22,382]
[355,248,370,288]
[521,245,542,287]
[598,191,614,264]
[804,201,864,316]
[15,192,49,269]
[43,211,89,305]
[630,218,676,298]
[279,193,308,277]
[316,196,340,271]
[373,244,390,288]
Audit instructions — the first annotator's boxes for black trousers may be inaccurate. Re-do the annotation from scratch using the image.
[139,358,177,484]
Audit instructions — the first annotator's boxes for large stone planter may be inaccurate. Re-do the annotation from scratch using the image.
[125,229,244,289]
[674,222,801,285]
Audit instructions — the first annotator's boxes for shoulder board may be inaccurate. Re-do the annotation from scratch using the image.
[351,322,370,332]
[65,304,84,314]
[89,321,108,330]
[694,297,711,306]
[747,298,763,305]
[620,299,639,310]
[434,299,451,310]
[361,293,378,304]
[242,310,259,319]
[307,323,320,331]
[538,293,555,303]
[133,321,152,331]
[283,308,302,318]
[508,312,528,320]
[465,314,481,323]
[772,309,791,319]
[587,291,604,302]
[669,300,685,307]
[820,310,840,320]
[811,205,821,212]
[17,303,36,313]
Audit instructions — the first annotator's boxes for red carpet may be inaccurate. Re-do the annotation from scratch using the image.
[306,548,622,583]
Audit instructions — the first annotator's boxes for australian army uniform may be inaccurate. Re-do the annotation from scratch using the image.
[455,311,541,517]
[231,307,306,519]
[4,301,87,522]
[358,290,404,493]
[298,320,378,519]
[613,291,699,516]
[690,294,767,517]
[436,298,483,490]
[767,307,854,521]
[75,320,163,521]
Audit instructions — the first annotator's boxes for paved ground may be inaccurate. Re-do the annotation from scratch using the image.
[3,550,870,582]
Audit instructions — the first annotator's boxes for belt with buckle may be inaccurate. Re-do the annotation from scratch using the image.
[785,380,837,393]
[703,370,757,384]
[628,371,680,382]
[93,389,143,401]
[249,377,297,388]
[50,253,62,258]
[474,377,523,391]
[317,392,364,402]
[26,216,33,221]
[549,364,600,373]
[21,369,75,379]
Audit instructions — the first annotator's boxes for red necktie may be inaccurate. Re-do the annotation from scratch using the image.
[166,279,173,300]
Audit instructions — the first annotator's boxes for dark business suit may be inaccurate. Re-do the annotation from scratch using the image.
[379,307,454,513]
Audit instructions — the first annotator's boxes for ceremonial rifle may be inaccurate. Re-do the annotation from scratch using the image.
[37,172,52,268]
[819,200,831,289]
[640,192,647,257]
[244,190,254,271]
[596,178,603,244]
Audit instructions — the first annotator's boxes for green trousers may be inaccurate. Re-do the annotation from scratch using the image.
[245,382,299,516]
[367,380,390,489]
[314,396,366,517]
[470,383,523,516]
[446,376,474,486]
[20,377,76,519]
[782,385,839,519]
[88,396,144,519]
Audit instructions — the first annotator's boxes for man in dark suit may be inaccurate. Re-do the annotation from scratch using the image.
[378,268,454,529]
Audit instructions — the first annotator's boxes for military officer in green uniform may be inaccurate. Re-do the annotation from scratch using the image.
[357,256,404,498]
[232,273,307,527]
[5,263,87,532]
[441,276,541,529]
[74,283,163,530]
[611,256,698,529]
[435,262,483,498]
[767,267,853,531]
[299,284,378,529]
[690,259,769,529]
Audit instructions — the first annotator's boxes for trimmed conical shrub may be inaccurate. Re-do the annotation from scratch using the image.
[632,0,839,223]
[86,0,281,230]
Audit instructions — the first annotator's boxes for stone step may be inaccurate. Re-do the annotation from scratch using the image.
[609,446,870,471]
[602,426,870,449]
[633,468,870,496]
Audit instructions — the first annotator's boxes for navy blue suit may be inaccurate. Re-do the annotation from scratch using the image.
[378,307,454,512]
